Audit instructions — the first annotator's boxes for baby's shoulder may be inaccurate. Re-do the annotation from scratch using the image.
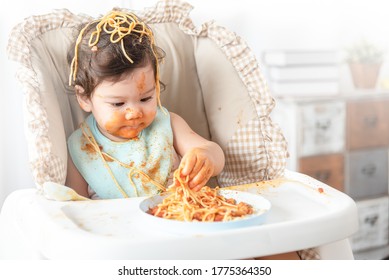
[168,111,181,123]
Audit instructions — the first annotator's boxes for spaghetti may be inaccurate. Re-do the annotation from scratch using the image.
[80,122,166,198]
[148,170,254,222]
[68,10,164,110]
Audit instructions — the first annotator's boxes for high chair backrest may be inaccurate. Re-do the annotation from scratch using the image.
[7,0,288,189]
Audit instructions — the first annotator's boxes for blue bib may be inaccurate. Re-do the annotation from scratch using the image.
[68,108,173,199]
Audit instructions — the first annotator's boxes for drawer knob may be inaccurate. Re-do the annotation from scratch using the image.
[363,115,378,128]
[364,214,378,226]
[314,170,331,181]
[315,119,331,130]
[361,163,377,177]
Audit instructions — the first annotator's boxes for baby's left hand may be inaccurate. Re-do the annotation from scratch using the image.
[179,147,215,191]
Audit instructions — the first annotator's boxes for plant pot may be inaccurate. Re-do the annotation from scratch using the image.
[348,63,382,89]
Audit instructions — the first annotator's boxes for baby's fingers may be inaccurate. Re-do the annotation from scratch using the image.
[189,162,214,189]
[181,154,203,179]
[180,155,195,176]
[189,175,209,191]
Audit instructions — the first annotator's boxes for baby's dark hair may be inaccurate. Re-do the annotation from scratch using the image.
[67,10,165,99]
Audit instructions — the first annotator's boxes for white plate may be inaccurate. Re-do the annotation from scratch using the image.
[138,189,271,234]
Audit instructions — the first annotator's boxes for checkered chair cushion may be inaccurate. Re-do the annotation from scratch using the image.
[6,0,322,260]
[7,0,288,189]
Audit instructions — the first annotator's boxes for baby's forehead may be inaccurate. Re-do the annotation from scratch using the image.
[95,69,154,92]
[101,63,154,82]
[121,65,155,82]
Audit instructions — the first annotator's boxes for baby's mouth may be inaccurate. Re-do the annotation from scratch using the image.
[122,123,142,130]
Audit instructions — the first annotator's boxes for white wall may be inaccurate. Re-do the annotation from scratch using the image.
[0,0,388,207]
[128,0,388,51]
[128,0,389,90]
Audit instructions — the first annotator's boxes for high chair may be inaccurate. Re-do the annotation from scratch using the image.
[0,0,358,259]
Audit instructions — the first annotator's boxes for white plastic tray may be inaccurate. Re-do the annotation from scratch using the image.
[0,171,358,259]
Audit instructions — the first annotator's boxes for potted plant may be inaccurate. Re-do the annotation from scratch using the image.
[346,39,384,89]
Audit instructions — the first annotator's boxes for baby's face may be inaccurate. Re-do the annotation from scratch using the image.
[87,64,157,141]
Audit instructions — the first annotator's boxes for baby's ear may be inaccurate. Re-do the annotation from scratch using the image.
[75,85,92,112]
[74,85,85,95]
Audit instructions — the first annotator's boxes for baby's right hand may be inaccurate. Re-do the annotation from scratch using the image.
[178,147,215,191]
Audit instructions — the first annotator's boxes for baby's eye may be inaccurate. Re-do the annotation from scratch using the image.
[140,96,153,102]
[111,102,125,107]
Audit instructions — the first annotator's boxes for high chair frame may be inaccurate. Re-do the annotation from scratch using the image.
[0,0,358,259]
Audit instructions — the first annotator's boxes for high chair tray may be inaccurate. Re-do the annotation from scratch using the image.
[1,171,358,259]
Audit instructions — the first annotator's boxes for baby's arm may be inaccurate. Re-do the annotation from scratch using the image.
[170,112,225,191]
[65,154,90,198]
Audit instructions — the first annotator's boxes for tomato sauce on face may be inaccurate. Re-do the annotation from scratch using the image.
[137,72,146,92]
[104,111,142,140]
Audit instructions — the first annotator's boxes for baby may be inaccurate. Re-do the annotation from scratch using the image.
[65,10,225,199]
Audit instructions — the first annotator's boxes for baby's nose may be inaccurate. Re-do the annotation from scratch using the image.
[125,108,142,120]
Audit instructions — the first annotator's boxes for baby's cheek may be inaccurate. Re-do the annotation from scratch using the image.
[150,108,157,119]
[104,111,124,132]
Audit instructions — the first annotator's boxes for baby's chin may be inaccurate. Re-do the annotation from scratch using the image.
[101,126,143,142]
[110,130,142,141]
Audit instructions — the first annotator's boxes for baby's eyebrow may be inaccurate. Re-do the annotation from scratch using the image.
[140,87,155,96]
[98,94,124,99]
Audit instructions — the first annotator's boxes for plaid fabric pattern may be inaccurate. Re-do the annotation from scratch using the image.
[7,0,288,189]
[7,10,91,187]
[204,20,288,186]
[298,248,321,260]
[7,0,317,259]
[137,0,288,186]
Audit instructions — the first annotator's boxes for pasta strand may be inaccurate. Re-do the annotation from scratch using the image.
[148,170,254,222]
[80,122,166,198]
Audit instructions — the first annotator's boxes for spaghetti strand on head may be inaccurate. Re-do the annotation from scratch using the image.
[69,10,164,111]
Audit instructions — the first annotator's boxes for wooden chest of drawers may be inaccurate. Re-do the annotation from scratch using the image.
[299,153,344,192]
[272,92,389,257]
[346,148,388,199]
[300,101,345,156]
[351,196,389,252]
[347,100,389,150]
